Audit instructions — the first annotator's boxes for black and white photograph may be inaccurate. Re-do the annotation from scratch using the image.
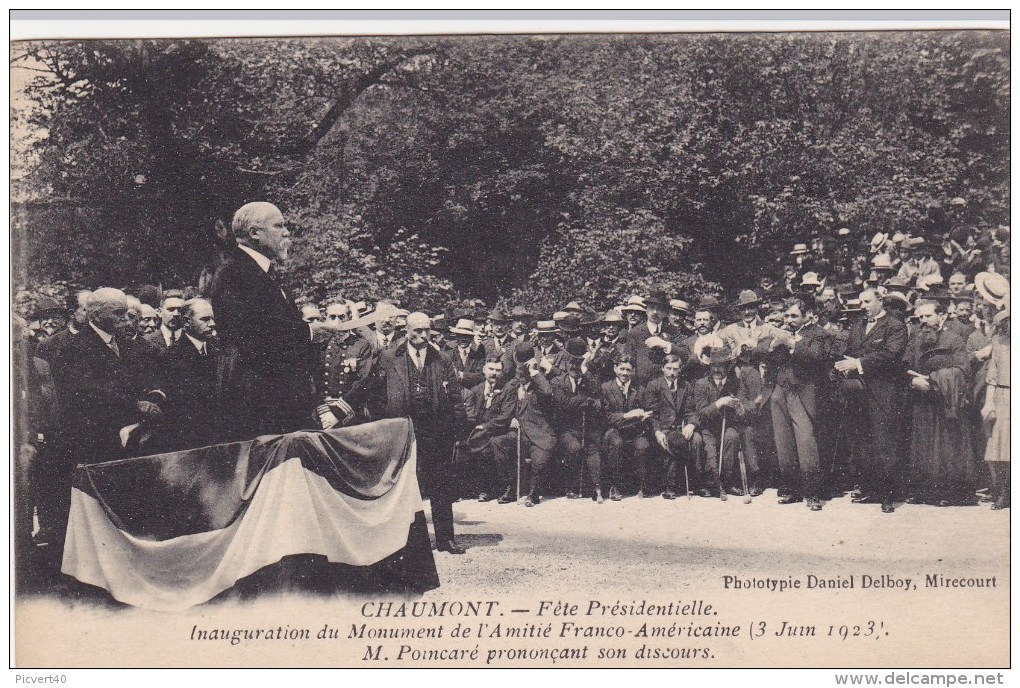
[9,11,1011,673]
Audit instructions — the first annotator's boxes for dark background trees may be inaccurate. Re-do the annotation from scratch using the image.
[11,31,1009,313]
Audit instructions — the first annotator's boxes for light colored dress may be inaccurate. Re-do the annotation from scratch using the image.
[984,332,1010,463]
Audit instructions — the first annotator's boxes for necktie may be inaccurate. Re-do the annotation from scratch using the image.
[200,342,208,356]
[108,338,120,358]
[484,385,495,409]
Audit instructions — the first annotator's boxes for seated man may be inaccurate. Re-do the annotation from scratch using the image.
[600,354,653,500]
[645,352,700,499]
[551,338,604,503]
[486,343,558,506]
[691,345,743,500]
[463,355,510,501]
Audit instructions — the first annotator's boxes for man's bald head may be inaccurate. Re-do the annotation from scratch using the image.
[406,312,431,348]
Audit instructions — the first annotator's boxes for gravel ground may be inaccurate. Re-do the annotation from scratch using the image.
[14,490,1010,668]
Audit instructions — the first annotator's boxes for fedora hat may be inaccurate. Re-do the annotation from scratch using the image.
[579,311,603,328]
[513,342,537,365]
[509,306,533,320]
[883,275,912,292]
[800,272,823,287]
[557,314,582,333]
[883,292,912,311]
[487,308,512,322]
[618,295,646,313]
[464,425,496,453]
[643,291,670,308]
[870,232,889,253]
[563,337,588,359]
[734,290,761,309]
[32,296,66,320]
[790,243,810,255]
[975,272,1010,307]
[534,320,560,335]
[706,344,736,365]
[698,294,723,312]
[669,299,692,314]
[449,318,478,337]
[602,308,626,325]
[562,301,584,313]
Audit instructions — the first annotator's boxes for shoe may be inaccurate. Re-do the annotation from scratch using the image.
[497,488,515,505]
[881,502,895,513]
[663,490,676,500]
[594,489,605,504]
[636,490,645,499]
[905,496,920,504]
[937,500,951,508]
[852,494,879,504]
[778,495,803,505]
[566,491,581,499]
[807,498,823,511]
[749,486,763,497]
[849,489,863,500]
[524,495,539,507]
[478,492,492,502]
[726,486,744,496]
[698,488,714,498]
[718,487,728,502]
[991,499,1010,510]
[609,486,622,501]
[437,539,466,555]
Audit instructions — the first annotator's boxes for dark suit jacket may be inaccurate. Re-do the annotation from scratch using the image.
[550,371,602,432]
[445,344,486,390]
[600,378,648,438]
[482,335,518,385]
[374,342,460,434]
[768,323,830,390]
[587,338,626,383]
[487,373,558,451]
[61,324,164,463]
[624,321,680,386]
[642,376,695,433]
[692,373,743,432]
[842,313,909,401]
[209,248,314,435]
[465,380,508,427]
[162,336,223,449]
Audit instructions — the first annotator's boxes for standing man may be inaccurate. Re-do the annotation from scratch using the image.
[162,298,223,450]
[625,291,679,386]
[210,202,334,439]
[145,290,186,352]
[768,298,829,510]
[834,289,909,513]
[374,313,465,554]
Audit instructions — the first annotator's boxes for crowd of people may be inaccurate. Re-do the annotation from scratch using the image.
[13,201,1011,570]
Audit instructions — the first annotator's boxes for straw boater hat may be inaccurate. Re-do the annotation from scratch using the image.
[563,301,584,314]
[837,227,852,238]
[790,243,810,255]
[534,320,560,335]
[669,299,692,315]
[871,254,895,271]
[870,232,889,253]
[734,290,762,309]
[619,295,646,313]
[339,302,409,331]
[975,272,1010,308]
[448,318,478,337]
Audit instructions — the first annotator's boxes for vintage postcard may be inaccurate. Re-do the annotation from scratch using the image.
[10,11,1010,674]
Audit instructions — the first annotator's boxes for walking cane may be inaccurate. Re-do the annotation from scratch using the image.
[717,408,727,480]
[516,424,523,503]
[578,410,586,497]
[738,445,752,504]
[684,462,692,501]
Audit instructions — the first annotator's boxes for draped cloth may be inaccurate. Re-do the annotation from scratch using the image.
[62,418,439,611]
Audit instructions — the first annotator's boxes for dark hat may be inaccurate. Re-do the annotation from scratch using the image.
[883,292,911,312]
[32,296,66,320]
[734,290,761,309]
[644,291,670,308]
[706,345,736,365]
[465,425,496,453]
[579,311,603,328]
[513,342,536,365]
[563,337,588,359]
[917,347,957,375]
[698,295,723,312]
[487,308,512,322]
[921,287,954,302]
[557,313,582,333]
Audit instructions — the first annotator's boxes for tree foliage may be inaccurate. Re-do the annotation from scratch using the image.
[11,31,1009,311]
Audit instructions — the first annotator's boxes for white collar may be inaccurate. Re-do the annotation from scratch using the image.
[89,321,114,344]
[646,320,660,334]
[161,323,179,345]
[238,243,272,273]
[186,333,207,353]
